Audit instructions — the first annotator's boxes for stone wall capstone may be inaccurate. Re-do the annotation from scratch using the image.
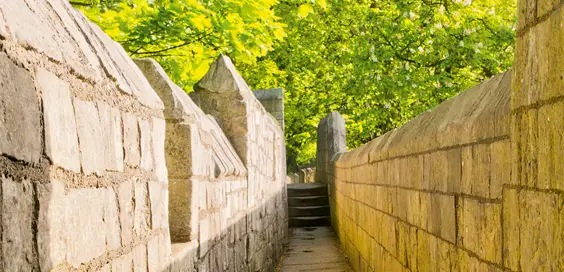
[253,88,285,130]
[316,112,347,183]
[0,2,287,272]
[191,55,289,271]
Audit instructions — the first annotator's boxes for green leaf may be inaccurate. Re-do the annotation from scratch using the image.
[297,4,314,18]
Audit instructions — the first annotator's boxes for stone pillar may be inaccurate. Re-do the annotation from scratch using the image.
[316,112,346,183]
[134,59,203,243]
[253,88,285,130]
[508,1,564,270]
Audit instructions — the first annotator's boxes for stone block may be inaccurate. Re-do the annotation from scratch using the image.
[544,9,564,101]
[134,182,151,235]
[123,113,141,167]
[2,176,36,271]
[446,148,462,193]
[490,140,510,198]
[0,53,41,163]
[152,117,168,182]
[502,188,520,270]
[519,190,562,271]
[66,188,108,267]
[139,118,154,171]
[480,203,502,264]
[471,144,490,197]
[538,101,564,190]
[118,180,134,245]
[104,188,121,250]
[458,197,479,254]
[37,68,80,172]
[133,244,148,272]
[98,102,124,172]
[149,182,168,230]
[112,252,133,271]
[74,98,106,176]
[439,194,456,243]
[37,179,67,272]
[148,236,160,272]
[517,0,537,30]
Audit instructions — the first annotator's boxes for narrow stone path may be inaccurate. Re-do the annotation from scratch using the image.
[276,227,353,271]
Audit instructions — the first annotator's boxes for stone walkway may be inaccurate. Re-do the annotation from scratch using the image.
[276,227,353,271]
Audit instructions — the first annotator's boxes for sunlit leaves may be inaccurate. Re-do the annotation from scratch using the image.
[297,3,314,18]
[76,0,285,90]
[242,0,516,166]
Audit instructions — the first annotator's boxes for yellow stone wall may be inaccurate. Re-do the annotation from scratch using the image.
[324,65,562,271]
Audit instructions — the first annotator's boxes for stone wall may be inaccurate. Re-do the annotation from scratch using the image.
[319,70,556,271]
[253,88,285,130]
[191,56,288,271]
[0,1,286,271]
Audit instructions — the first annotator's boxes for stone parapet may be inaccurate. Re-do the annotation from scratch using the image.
[0,2,286,272]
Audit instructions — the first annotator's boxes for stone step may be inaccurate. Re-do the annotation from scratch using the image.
[289,216,331,228]
[289,205,330,217]
[288,196,329,207]
[287,183,328,197]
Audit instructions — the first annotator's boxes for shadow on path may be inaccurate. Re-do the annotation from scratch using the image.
[276,227,353,271]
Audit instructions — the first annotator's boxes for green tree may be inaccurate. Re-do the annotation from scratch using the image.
[241,0,516,167]
[74,0,516,170]
[74,0,285,90]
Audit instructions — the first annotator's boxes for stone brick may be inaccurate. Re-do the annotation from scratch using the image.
[519,190,562,271]
[490,140,510,198]
[112,252,133,271]
[2,176,36,271]
[502,188,520,271]
[123,113,141,167]
[458,197,479,254]
[37,68,81,172]
[471,144,491,197]
[480,203,501,264]
[37,179,67,272]
[134,182,151,235]
[133,244,148,272]
[118,180,134,245]
[104,188,121,250]
[439,194,456,243]
[538,101,564,190]
[0,53,41,163]
[152,117,167,182]
[98,102,124,172]
[66,188,108,267]
[149,182,168,230]
[446,148,462,193]
[139,118,154,171]
[74,98,106,176]
[169,178,199,242]
[517,0,537,30]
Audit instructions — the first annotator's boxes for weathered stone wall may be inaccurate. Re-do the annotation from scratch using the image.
[320,71,542,270]
[253,88,285,130]
[510,0,564,270]
[321,0,564,269]
[0,0,169,271]
[192,56,288,271]
[0,1,286,272]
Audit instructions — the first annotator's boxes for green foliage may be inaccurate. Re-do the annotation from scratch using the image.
[241,0,516,166]
[75,0,285,90]
[74,0,516,168]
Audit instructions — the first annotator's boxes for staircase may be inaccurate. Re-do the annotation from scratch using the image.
[287,183,331,227]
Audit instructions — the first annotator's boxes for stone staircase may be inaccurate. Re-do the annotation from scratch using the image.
[287,183,331,227]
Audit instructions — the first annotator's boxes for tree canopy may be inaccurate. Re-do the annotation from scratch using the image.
[73,0,516,170]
